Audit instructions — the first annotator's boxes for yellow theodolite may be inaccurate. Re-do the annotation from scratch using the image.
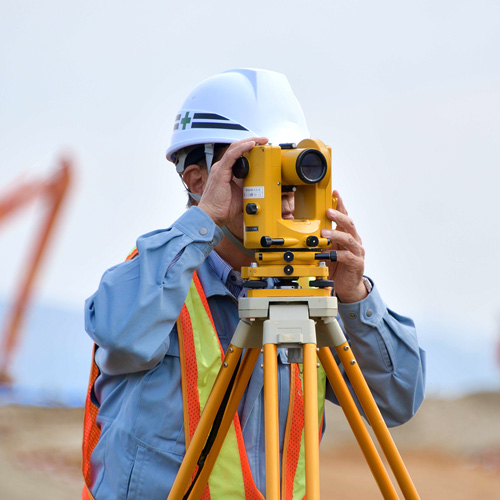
[234,139,339,297]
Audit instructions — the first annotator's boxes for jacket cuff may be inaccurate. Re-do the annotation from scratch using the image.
[173,207,224,254]
[338,278,385,331]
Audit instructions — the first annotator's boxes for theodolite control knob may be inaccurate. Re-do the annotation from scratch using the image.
[306,236,319,247]
[246,203,258,215]
[314,251,338,262]
[260,237,285,247]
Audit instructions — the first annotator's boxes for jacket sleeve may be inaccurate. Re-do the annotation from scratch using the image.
[84,207,223,375]
[327,280,426,427]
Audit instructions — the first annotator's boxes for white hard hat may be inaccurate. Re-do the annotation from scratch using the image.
[166,68,310,170]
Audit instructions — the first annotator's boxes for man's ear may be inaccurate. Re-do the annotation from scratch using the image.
[182,164,207,198]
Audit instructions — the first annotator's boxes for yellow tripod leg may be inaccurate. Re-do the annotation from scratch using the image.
[318,347,399,500]
[186,347,261,500]
[263,343,280,500]
[303,343,320,499]
[336,342,420,500]
[167,345,243,500]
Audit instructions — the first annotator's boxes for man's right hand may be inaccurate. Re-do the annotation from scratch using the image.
[198,137,268,227]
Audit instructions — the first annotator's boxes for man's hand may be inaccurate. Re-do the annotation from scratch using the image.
[321,190,368,303]
[198,138,268,227]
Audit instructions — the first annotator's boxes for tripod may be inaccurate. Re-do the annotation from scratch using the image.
[167,288,420,499]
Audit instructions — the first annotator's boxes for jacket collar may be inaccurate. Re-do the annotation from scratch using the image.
[196,252,232,299]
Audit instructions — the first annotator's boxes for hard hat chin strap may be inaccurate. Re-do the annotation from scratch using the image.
[204,143,214,173]
[220,226,255,258]
[178,143,216,202]
[178,174,202,202]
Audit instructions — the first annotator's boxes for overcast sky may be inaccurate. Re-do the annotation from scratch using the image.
[1,1,499,350]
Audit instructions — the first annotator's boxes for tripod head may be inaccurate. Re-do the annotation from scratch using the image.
[233,139,338,294]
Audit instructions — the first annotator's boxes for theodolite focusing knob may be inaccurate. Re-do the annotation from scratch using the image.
[283,251,294,262]
[232,156,249,179]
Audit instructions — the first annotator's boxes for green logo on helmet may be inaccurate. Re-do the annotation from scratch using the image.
[173,112,248,132]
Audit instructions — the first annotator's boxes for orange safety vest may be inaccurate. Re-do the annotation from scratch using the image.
[82,249,326,499]
[81,249,138,500]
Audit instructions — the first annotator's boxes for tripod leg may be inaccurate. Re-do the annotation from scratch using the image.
[318,347,399,500]
[303,343,321,499]
[263,343,280,500]
[168,345,243,500]
[336,342,420,500]
[186,347,261,500]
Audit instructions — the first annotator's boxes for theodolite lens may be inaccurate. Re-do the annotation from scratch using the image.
[296,149,327,184]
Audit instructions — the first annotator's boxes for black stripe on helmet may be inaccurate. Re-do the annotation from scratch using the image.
[193,113,229,121]
[191,122,248,131]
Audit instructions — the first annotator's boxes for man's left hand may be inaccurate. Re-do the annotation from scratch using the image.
[321,190,368,303]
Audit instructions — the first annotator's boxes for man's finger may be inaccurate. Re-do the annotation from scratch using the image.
[333,190,348,215]
[217,137,268,171]
[326,209,362,244]
[322,228,365,257]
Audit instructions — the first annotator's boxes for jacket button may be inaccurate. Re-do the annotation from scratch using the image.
[366,309,373,317]
[199,227,208,235]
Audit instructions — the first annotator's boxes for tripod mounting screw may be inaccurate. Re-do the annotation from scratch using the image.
[350,360,356,365]
[344,345,350,351]
[223,362,228,367]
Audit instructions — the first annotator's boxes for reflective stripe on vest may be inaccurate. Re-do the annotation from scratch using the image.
[82,343,100,492]
[82,484,96,500]
[177,272,327,499]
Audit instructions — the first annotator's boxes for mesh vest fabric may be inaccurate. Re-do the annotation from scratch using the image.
[178,272,327,499]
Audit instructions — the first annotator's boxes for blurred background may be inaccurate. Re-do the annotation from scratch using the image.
[1,1,499,498]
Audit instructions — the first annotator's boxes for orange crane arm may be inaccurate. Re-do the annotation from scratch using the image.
[0,159,72,385]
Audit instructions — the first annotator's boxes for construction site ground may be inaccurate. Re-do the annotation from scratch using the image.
[0,392,499,499]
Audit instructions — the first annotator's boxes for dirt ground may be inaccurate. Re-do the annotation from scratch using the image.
[1,392,499,499]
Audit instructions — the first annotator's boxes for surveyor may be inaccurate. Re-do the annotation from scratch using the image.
[82,68,426,499]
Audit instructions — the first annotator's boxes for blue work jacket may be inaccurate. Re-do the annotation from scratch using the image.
[85,206,426,499]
